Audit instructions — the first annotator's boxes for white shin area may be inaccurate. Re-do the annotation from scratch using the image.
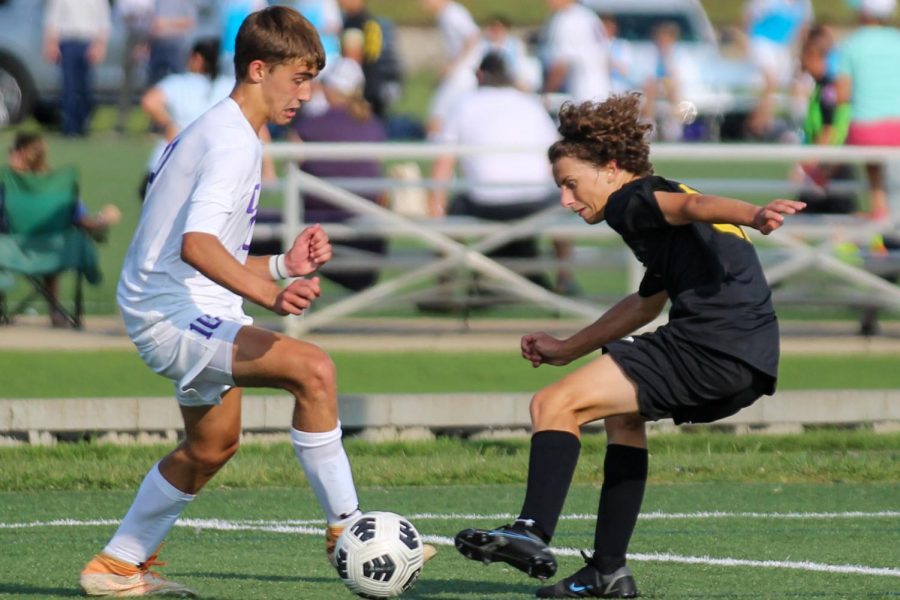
[291,423,361,525]
[103,462,196,565]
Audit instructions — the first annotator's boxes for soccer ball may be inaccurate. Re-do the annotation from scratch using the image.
[334,511,424,599]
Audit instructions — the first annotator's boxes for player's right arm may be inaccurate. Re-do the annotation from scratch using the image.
[521,290,666,367]
[654,192,806,234]
[182,232,319,315]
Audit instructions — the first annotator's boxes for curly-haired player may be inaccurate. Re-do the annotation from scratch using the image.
[454,93,805,598]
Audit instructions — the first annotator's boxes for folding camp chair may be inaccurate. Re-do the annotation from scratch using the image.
[0,165,101,328]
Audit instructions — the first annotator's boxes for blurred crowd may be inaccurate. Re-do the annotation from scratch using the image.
[38,0,900,223]
[39,0,900,146]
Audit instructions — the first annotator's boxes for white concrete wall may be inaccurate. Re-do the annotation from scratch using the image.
[1,391,898,444]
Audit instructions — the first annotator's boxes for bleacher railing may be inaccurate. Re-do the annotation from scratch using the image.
[264,142,900,335]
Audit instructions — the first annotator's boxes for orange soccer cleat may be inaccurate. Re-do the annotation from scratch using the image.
[80,550,197,597]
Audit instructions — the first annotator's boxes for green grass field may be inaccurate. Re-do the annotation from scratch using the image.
[1,433,898,599]
[1,351,900,398]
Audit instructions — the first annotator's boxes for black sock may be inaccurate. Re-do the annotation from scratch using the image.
[516,430,581,543]
[593,444,648,573]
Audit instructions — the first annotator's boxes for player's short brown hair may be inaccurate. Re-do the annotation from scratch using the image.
[548,93,654,176]
[234,6,326,79]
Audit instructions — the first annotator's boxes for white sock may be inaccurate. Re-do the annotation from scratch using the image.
[291,423,361,525]
[103,462,195,565]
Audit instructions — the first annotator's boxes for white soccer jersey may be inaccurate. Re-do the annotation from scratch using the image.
[118,98,262,336]
[545,3,611,102]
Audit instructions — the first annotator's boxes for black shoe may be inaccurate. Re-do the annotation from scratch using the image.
[536,552,637,598]
[455,524,558,580]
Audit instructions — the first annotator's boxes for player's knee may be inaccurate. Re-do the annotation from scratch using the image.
[530,386,572,427]
[289,349,337,404]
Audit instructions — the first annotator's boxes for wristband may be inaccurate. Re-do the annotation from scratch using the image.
[268,253,288,280]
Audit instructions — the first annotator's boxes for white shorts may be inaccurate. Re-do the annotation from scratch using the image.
[131,311,246,406]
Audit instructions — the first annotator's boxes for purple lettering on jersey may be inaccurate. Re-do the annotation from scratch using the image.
[148,138,181,185]
[242,183,261,251]
[246,183,261,214]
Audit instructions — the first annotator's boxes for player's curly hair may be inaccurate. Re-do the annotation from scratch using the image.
[548,92,654,176]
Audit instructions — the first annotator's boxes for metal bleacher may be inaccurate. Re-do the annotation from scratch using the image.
[260,141,900,335]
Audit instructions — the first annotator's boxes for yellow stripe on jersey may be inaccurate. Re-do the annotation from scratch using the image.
[712,223,751,242]
[678,182,751,243]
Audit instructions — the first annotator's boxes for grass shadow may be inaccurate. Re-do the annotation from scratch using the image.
[189,571,538,597]
[0,584,82,597]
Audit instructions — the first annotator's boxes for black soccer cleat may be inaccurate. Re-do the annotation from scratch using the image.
[535,553,637,598]
[454,524,558,580]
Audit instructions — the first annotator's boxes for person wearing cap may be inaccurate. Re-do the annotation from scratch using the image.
[836,0,900,220]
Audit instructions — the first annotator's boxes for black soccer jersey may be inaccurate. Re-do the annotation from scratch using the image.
[604,175,779,381]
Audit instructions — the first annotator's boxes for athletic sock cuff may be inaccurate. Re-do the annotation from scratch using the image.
[532,429,581,449]
[291,423,343,449]
[151,463,196,502]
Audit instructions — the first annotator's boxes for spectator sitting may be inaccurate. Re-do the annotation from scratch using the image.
[263,57,388,292]
[140,38,236,199]
[4,132,121,327]
[836,0,900,221]
[429,53,578,294]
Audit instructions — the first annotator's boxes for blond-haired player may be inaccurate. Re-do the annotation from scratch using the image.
[81,7,365,596]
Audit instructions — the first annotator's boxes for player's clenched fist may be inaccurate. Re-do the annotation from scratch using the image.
[273,276,321,315]
[521,332,570,368]
[285,224,332,276]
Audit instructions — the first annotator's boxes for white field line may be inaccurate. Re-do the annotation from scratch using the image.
[6,510,896,531]
[2,513,899,578]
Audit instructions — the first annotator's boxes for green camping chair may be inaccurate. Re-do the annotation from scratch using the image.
[0,165,101,328]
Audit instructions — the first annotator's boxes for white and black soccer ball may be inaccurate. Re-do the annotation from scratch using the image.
[334,511,424,599]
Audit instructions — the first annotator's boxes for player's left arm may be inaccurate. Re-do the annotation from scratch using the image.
[654,191,806,235]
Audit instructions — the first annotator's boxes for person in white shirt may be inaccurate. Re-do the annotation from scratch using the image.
[541,0,611,104]
[79,7,368,597]
[422,0,482,136]
[430,53,579,294]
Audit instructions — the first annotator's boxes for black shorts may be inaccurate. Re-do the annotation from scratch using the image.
[604,328,775,424]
